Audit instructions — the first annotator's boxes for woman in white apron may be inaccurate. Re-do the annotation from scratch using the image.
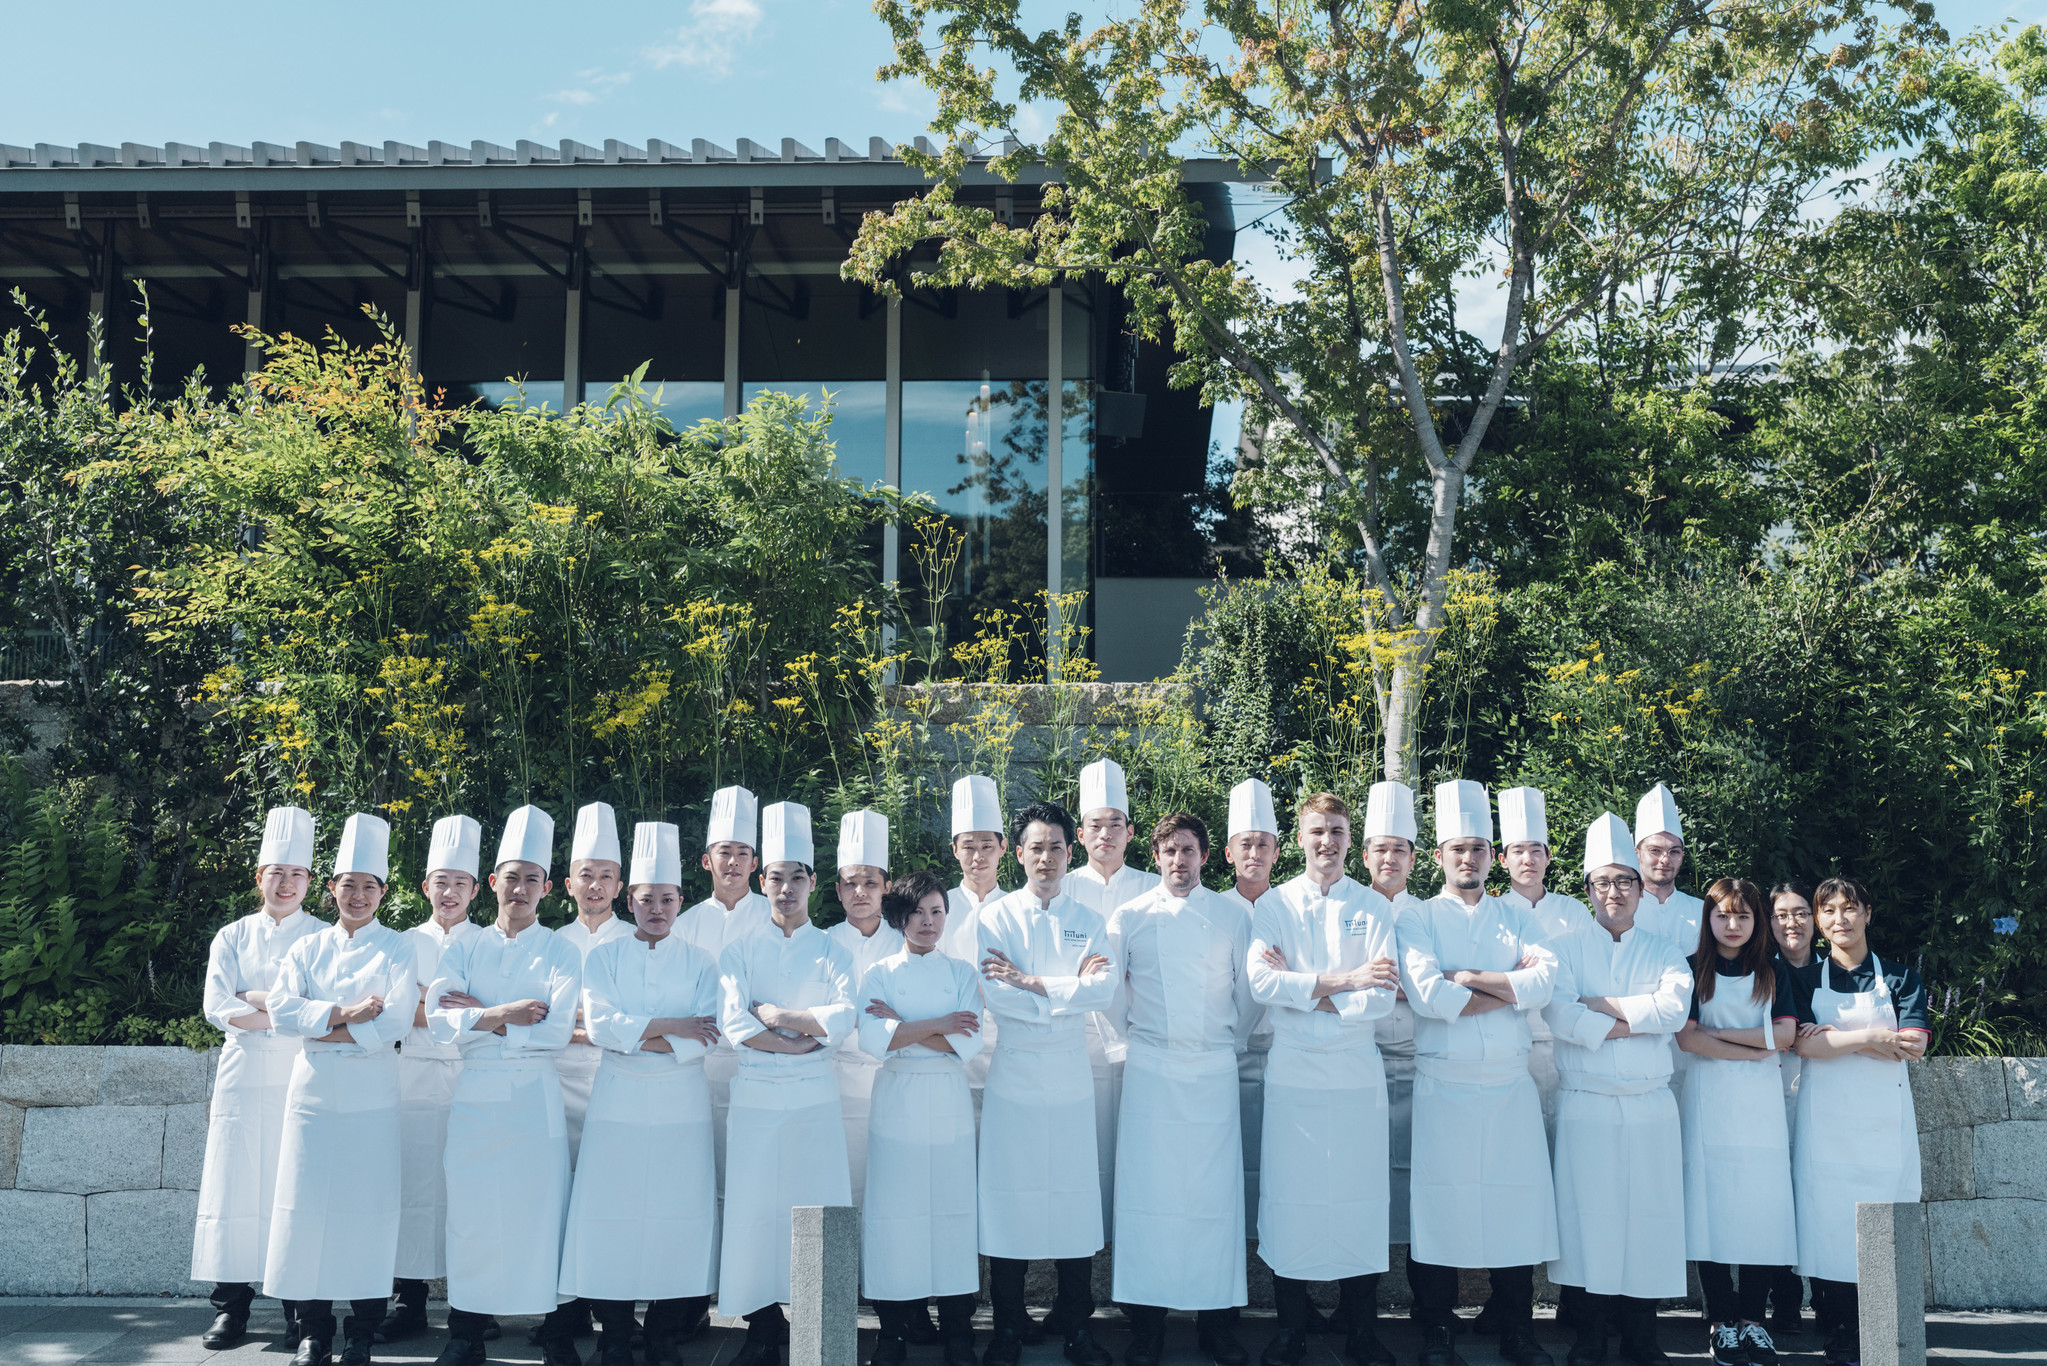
[857,871,986,1366]
[1791,877,1927,1366]
[262,814,419,1366]
[1675,879,1798,1366]
[1762,880,1818,1342]
[193,805,326,1351]
[559,823,723,1366]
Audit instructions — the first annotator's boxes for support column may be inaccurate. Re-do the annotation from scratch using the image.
[724,287,742,418]
[1045,284,1064,676]
[404,226,425,378]
[562,223,585,409]
[1857,1201,1926,1366]
[881,295,904,679]
[789,1206,858,1366]
[85,220,115,381]
[243,218,269,379]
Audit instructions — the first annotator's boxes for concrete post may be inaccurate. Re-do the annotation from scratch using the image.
[790,1205,859,1366]
[1857,1200,1926,1366]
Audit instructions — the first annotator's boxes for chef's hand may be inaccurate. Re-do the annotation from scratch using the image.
[980,949,1043,996]
[1077,953,1111,978]
[439,990,484,1010]
[1604,1016,1633,1040]
[238,989,270,1010]
[752,1001,792,1031]
[334,993,386,1025]
[1797,1022,1830,1039]
[641,1037,676,1053]
[676,1015,721,1046]
[1351,958,1400,992]
[867,999,903,1021]
[1261,946,1290,971]
[944,1011,983,1035]
[483,999,549,1033]
[1460,991,1510,1016]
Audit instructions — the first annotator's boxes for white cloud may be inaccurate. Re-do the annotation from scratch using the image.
[646,0,766,77]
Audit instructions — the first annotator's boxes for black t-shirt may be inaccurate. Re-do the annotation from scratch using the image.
[1687,953,1798,1021]
[1783,954,1930,1031]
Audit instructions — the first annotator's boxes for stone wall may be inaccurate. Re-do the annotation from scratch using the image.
[0,1045,213,1295]
[1910,1055,2047,1309]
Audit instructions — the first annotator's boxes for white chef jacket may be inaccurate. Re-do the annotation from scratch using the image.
[1497,887,1588,942]
[560,913,636,982]
[1104,886,1258,1054]
[1541,920,1693,1088]
[856,948,989,1064]
[1634,888,1703,958]
[976,890,1118,1040]
[718,924,858,1079]
[830,919,906,993]
[1064,862,1160,919]
[676,890,775,960]
[403,918,482,1060]
[425,922,582,1058]
[940,882,1006,965]
[204,908,326,1031]
[583,931,722,1067]
[1396,893,1558,1063]
[1246,874,1399,1045]
[267,920,421,1054]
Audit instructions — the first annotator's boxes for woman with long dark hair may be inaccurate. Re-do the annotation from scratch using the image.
[1760,881,1817,1340]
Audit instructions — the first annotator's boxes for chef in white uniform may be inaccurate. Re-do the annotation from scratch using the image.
[1247,791,1400,1366]
[976,801,1117,1366]
[827,809,902,1207]
[1218,780,1278,1277]
[1631,785,1703,969]
[1674,878,1798,1366]
[1789,876,1927,1366]
[263,814,418,1366]
[558,822,723,1366]
[717,802,858,1366]
[425,805,584,1366]
[1358,781,1420,1305]
[1061,756,1158,1236]
[678,785,774,1187]
[194,805,325,1351]
[1396,782,1559,1366]
[1542,813,1693,1366]
[940,776,1007,1113]
[386,816,486,1344]
[1104,812,1259,1366]
[857,869,987,1366]
[557,802,635,1161]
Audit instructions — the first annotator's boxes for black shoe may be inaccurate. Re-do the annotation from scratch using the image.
[679,1309,710,1342]
[293,1339,333,1366]
[1126,1328,1165,1366]
[1417,1324,1462,1366]
[1739,1325,1777,1366]
[432,1340,487,1366]
[1065,1327,1114,1366]
[1020,1314,1051,1347]
[644,1334,683,1366]
[202,1314,246,1350]
[871,1336,908,1366]
[732,1342,781,1366]
[944,1334,978,1366]
[1261,1330,1308,1366]
[1347,1324,1398,1366]
[1566,1323,1608,1366]
[1708,1325,1745,1366]
[375,1305,430,1345]
[1198,1325,1249,1366]
[983,1330,1024,1366]
[1819,1330,1856,1366]
[901,1308,943,1346]
[481,1319,502,1343]
[1472,1303,1506,1337]
[341,1334,374,1366]
[1616,1321,1669,1366]
[540,1338,584,1366]
[1500,1324,1554,1366]
[1304,1304,1343,1337]
[596,1343,635,1366]
[1770,1306,1802,1340]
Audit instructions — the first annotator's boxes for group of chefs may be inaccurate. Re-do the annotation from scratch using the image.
[189,758,1926,1366]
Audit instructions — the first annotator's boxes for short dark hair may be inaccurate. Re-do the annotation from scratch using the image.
[1011,800,1075,847]
[1813,876,1871,914]
[1769,879,1815,905]
[1150,812,1209,857]
[882,869,951,931]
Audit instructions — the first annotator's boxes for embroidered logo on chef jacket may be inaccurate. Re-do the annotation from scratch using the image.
[1061,928,1090,948]
[1344,911,1375,936]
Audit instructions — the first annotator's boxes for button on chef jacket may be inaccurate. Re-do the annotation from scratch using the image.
[426,922,583,1060]
[718,924,859,1077]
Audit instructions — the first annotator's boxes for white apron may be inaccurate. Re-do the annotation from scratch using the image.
[394,1052,462,1279]
[558,1054,720,1300]
[1377,1002,1416,1245]
[1113,1041,1245,1308]
[443,1058,573,1315]
[1257,1039,1389,1280]
[1409,1056,1559,1269]
[1681,972,1797,1265]
[863,1054,980,1301]
[555,1043,602,1164]
[1793,955,1920,1282]
[718,1070,852,1315]
[706,1045,739,1195]
[192,1032,301,1283]
[1548,1075,1686,1297]
[262,1048,403,1300]
[979,1035,1104,1260]
[838,1048,883,1208]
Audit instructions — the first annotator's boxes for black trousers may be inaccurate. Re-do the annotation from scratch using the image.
[452,1304,580,1345]
[1573,1294,1661,1341]
[391,1279,428,1310]
[988,1256,1095,1333]
[1766,1267,1805,1315]
[1122,1305,1239,1334]
[1810,1279,1858,1336]
[1697,1263,1783,1324]
[875,1295,977,1338]
[744,1302,790,1344]
[1271,1274,1378,1334]
[286,1300,391,1342]
[1407,1263,1534,1329]
[594,1297,708,1338]
[211,1283,255,1319]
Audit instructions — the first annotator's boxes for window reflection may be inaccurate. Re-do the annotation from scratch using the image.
[743,382,886,485]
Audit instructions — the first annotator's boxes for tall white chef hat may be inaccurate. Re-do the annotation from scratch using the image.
[1078,757,1129,817]
[951,775,1003,837]
[1633,782,1683,844]
[1361,781,1418,843]
[1497,787,1549,847]
[570,801,622,866]
[629,821,684,887]
[837,810,889,874]
[332,812,391,881]
[1228,778,1279,838]
[761,801,814,868]
[425,814,482,878]
[1583,812,1641,874]
[1433,779,1493,845]
[706,785,759,849]
[257,805,316,870]
[496,804,555,875]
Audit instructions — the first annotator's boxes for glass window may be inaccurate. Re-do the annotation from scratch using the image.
[743,382,886,486]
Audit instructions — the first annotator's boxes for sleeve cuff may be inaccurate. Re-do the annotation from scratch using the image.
[1573,1011,1614,1051]
[1504,966,1546,1008]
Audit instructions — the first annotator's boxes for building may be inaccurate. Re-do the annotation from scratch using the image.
[0,136,1261,680]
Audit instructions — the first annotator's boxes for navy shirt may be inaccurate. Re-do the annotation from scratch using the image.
[1688,953,1798,1021]
[1784,954,1930,1031]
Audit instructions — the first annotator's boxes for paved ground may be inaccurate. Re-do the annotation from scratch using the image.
[0,1303,2039,1366]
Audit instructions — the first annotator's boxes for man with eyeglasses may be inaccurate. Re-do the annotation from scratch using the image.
[1630,785,1702,951]
[1542,815,1693,1366]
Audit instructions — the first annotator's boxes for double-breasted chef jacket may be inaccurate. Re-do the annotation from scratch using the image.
[395,917,480,1280]
[1542,919,1693,1299]
[975,888,1118,1261]
[192,907,325,1284]
[261,919,421,1301]
[856,946,988,1302]
[1246,873,1399,1281]
[715,924,858,1317]
[426,922,583,1316]
[557,931,723,1301]
[829,917,906,1207]
[1395,892,1561,1271]
[555,913,635,1163]
[677,890,776,1187]
[1060,862,1157,1237]
[1104,884,1259,1310]
[1681,956,1800,1266]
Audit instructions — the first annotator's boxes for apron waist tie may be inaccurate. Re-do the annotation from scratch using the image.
[1559,1070,1670,1097]
[1415,1054,1531,1087]
[1124,1038,1239,1079]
